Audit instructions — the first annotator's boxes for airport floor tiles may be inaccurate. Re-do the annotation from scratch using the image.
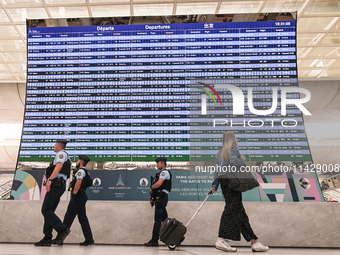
[0,244,340,255]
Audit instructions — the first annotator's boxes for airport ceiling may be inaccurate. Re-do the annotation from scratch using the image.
[0,0,339,83]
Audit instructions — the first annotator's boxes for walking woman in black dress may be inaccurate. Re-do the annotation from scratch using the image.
[210,131,269,252]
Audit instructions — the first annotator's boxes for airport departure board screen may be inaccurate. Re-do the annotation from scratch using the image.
[19,20,311,164]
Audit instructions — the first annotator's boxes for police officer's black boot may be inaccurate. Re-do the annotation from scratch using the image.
[34,237,52,246]
[80,237,95,246]
[57,227,70,244]
[51,237,63,245]
[144,239,159,247]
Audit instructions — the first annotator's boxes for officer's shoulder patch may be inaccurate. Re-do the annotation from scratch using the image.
[78,172,81,176]
[161,172,165,176]
[59,154,63,159]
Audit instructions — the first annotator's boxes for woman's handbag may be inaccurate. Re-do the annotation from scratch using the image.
[227,166,259,192]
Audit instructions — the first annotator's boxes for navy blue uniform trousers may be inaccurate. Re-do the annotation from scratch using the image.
[152,194,168,240]
[42,185,66,239]
[63,191,93,239]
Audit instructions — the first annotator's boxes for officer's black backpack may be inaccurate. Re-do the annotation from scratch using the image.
[46,162,55,179]
[82,169,93,189]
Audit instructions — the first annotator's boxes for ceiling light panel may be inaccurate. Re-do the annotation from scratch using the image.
[0,64,10,71]
[297,59,323,68]
[0,72,16,80]
[297,33,323,47]
[134,4,173,16]
[307,69,323,77]
[0,26,20,38]
[319,33,340,46]
[262,0,305,12]
[45,0,85,3]
[16,25,26,36]
[298,69,323,78]
[298,17,337,33]
[319,69,340,78]
[6,8,48,22]
[330,59,340,68]
[48,6,89,18]
[0,40,25,51]
[305,0,340,14]
[219,1,263,13]
[90,5,131,17]
[329,18,340,32]
[0,52,26,62]
[176,2,218,15]
[17,72,26,80]
[133,0,173,2]
[1,0,42,5]
[8,63,26,71]
[0,10,11,23]
[297,47,312,58]
[308,47,340,58]
[89,0,130,2]
[299,59,336,68]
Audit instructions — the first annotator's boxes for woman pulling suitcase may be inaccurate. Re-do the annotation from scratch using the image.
[210,131,269,252]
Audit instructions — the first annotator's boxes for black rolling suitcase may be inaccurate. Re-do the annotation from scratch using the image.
[159,192,211,250]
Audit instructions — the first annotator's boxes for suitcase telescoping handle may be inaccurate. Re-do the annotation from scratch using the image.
[185,191,212,228]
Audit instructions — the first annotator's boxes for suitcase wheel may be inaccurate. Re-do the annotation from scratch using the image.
[168,243,176,251]
[180,236,185,245]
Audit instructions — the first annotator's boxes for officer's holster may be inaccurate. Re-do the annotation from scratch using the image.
[51,177,65,188]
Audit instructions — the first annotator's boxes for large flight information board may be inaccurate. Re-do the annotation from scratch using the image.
[20,20,311,163]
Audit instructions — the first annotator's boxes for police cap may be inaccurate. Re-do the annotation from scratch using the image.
[56,139,68,146]
[79,155,90,164]
[155,157,167,164]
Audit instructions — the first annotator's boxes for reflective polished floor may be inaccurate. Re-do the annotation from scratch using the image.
[0,244,340,255]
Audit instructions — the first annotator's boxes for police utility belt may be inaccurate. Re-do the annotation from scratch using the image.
[49,177,65,187]
[152,190,168,198]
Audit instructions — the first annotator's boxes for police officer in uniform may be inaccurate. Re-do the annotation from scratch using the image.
[53,155,94,246]
[34,139,71,246]
[144,157,172,247]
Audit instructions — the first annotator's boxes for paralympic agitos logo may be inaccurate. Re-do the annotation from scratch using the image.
[198,82,312,128]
